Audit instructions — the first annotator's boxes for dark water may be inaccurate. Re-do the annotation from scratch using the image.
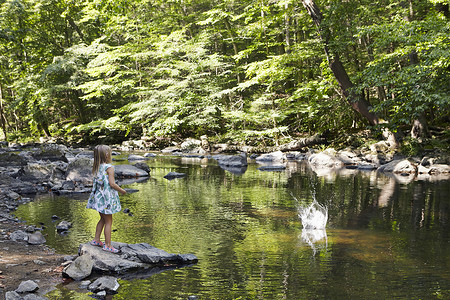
[14,155,450,299]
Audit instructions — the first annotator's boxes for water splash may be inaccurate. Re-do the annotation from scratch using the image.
[291,191,328,254]
[298,200,328,229]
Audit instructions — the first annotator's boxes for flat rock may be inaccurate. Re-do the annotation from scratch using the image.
[78,242,197,274]
[114,164,149,178]
[255,151,286,162]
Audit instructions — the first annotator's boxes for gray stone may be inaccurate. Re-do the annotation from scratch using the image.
[33,259,46,265]
[128,154,147,161]
[370,141,390,153]
[75,151,94,159]
[377,159,418,174]
[25,225,36,233]
[10,230,29,242]
[5,291,22,300]
[308,153,344,168]
[124,243,178,264]
[163,172,186,180]
[255,151,286,163]
[213,152,248,167]
[65,157,93,184]
[56,221,72,232]
[114,164,149,178]
[22,294,48,300]
[79,243,146,273]
[27,232,46,245]
[0,153,27,167]
[16,280,39,293]
[88,276,120,294]
[31,144,69,162]
[78,242,197,273]
[97,290,107,297]
[357,164,377,171]
[257,165,286,171]
[429,164,450,174]
[0,174,38,194]
[161,146,181,154]
[80,280,91,289]
[133,162,151,174]
[63,254,93,281]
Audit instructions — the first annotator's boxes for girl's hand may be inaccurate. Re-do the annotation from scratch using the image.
[120,189,127,196]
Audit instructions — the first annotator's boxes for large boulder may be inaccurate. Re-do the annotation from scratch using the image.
[78,242,197,273]
[180,138,203,153]
[65,158,93,184]
[212,152,248,167]
[21,162,68,182]
[114,164,149,178]
[0,174,38,194]
[31,144,70,162]
[308,152,344,169]
[377,159,418,174]
[0,152,27,167]
[255,151,286,163]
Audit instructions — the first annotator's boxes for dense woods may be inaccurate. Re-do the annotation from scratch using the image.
[0,0,449,149]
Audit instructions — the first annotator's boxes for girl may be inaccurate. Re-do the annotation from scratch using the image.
[86,145,126,253]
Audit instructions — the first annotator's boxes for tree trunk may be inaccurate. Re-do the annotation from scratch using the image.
[411,115,430,140]
[284,2,291,53]
[223,17,241,84]
[0,83,8,140]
[302,0,380,126]
[302,0,399,147]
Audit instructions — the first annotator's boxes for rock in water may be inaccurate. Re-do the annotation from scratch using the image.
[88,276,120,294]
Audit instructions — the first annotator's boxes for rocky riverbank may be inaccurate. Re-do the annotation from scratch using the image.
[0,139,448,299]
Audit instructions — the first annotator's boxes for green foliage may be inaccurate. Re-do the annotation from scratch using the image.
[0,0,449,148]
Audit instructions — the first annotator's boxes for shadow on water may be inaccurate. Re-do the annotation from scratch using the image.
[13,155,450,299]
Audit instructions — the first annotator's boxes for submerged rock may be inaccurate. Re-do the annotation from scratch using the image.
[163,172,186,180]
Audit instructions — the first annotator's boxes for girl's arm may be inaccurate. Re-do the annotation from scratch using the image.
[106,166,127,195]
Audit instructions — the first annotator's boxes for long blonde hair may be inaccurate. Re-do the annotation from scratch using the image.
[92,145,112,175]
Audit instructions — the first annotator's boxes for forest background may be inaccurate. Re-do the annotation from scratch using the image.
[0,0,449,153]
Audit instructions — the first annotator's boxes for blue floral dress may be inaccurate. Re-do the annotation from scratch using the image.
[86,163,122,214]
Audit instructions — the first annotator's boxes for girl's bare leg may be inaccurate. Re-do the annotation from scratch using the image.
[94,213,105,243]
[103,214,113,248]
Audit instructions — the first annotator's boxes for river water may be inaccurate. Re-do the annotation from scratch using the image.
[15,155,450,299]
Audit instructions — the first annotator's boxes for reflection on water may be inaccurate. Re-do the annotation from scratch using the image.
[14,155,450,299]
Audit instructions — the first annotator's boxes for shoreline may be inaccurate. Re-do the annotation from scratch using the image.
[0,218,66,299]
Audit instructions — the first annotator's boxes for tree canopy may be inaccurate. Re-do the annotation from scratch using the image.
[0,0,449,149]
